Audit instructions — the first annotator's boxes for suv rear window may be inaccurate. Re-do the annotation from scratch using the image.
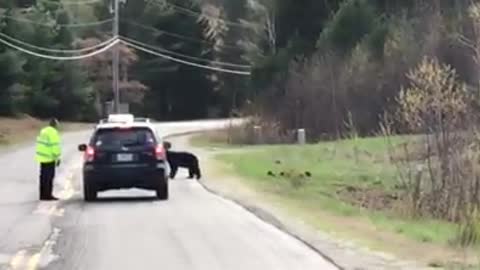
[92,128,156,148]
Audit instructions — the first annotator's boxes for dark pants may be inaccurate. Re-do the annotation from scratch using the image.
[40,162,56,199]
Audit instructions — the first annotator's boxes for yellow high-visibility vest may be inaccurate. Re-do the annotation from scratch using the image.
[35,126,61,163]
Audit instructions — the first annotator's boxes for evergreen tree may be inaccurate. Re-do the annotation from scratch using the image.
[122,0,214,119]
[51,9,95,120]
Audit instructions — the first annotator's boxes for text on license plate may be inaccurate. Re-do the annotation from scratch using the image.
[117,153,133,162]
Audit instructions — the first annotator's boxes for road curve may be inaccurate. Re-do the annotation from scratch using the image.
[0,120,337,270]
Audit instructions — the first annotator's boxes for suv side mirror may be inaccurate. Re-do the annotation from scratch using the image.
[78,144,87,152]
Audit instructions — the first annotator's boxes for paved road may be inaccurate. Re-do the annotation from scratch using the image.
[0,120,337,270]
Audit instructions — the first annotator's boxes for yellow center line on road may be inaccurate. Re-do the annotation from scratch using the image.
[26,228,61,270]
[57,156,82,200]
[26,253,40,270]
[9,250,26,269]
[46,204,64,217]
[34,203,63,217]
[58,175,74,200]
[10,162,80,270]
[25,241,47,270]
[9,241,53,270]
[47,205,57,216]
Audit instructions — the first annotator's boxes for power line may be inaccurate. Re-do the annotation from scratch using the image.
[0,15,113,28]
[0,36,120,60]
[161,1,255,30]
[123,20,243,51]
[40,0,103,5]
[120,39,251,76]
[0,23,251,72]
[121,35,251,69]
[0,32,117,53]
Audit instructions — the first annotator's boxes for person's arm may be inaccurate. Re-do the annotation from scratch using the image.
[50,130,62,164]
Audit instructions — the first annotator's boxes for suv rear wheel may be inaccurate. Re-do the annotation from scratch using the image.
[156,176,169,200]
[84,180,98,201]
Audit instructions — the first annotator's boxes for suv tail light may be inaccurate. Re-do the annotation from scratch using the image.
[155,145,166,160]
[85,146,95,162]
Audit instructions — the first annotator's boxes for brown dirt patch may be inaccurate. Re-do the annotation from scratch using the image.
[0,116,91,146]
[0,116,43,145]
[336,185,399,211]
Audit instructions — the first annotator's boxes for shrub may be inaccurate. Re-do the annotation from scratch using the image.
[394,57,480,222]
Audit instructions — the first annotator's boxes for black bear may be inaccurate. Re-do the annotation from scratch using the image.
[163,141,201,179]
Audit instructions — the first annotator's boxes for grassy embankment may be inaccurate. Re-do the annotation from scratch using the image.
[0,116,90,147]
[191,132,477,267]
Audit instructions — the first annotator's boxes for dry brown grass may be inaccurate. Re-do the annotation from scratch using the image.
[0,116,43,145]
[0,116,90,146]
[223,117,295,145]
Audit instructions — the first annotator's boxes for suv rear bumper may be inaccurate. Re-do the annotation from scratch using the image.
[83,162,168,191]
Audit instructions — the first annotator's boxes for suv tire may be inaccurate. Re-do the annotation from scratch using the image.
[156,177,169,200]
[84,180,98,201]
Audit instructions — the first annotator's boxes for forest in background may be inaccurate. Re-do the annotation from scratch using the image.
[214,0,478,139]
[0,0,249,121]
[0,0,478,133]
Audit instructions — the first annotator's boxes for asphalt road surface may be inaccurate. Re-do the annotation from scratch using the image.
[0,120,338,270]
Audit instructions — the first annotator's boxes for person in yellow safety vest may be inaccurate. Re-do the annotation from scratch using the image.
[35,118,62,201]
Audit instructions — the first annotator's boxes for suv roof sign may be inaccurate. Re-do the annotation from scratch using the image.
[107,114,134,123]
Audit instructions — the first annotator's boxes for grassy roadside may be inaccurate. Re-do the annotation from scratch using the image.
[0,116,91,147]
[192,131,479,267]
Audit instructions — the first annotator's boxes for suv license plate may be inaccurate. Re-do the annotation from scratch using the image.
[117,153,133,162]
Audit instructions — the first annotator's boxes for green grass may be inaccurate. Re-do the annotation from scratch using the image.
[217,136,401,191]
[212,135,459,245]
[370,213,457,244]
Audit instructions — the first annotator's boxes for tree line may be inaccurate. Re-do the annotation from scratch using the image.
[0,0,247,121]
[211,0,477,139]
[2,0,478,129]
[0,0,95,120]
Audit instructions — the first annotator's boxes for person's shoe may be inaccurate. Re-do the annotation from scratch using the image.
[46,196,59,201]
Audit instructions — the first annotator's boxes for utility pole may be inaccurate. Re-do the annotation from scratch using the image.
[112,0,120,113]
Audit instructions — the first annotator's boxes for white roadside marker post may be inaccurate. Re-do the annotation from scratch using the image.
[297,128,306,145]
[253,125,262,144]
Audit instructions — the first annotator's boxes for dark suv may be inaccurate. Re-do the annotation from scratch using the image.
[78,117,168,201]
